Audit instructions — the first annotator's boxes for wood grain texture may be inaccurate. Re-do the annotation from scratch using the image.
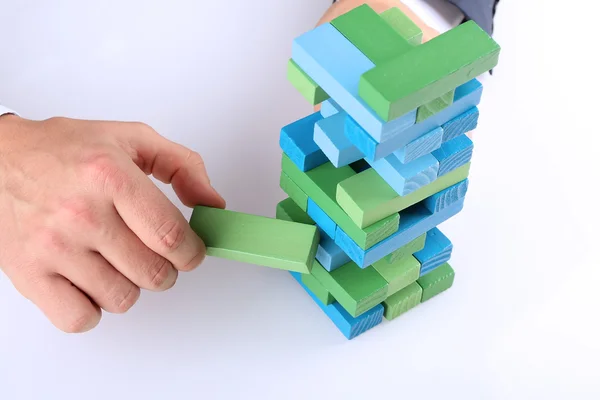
[279,112,328,172]
[382,281,422,320]
[313,112,363,168]
[414,228,453,276]
[433,134,474,177]
[368,153,440,196]
[386,233,426,263]
[275,198,315,226]
[287,58,329,105]
[311,260,388,317]
[380,7,423,46]
[417,262,455,302]
[416,89,455,123]
[190,206,319,273]
[372,253,420,296]
[423,179,469,214]
[395,127,443,164]
[359,21,500,121]
[441,106,479,143]
[280,171,309,212]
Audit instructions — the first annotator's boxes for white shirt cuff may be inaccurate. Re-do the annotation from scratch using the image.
[0,105,17,117]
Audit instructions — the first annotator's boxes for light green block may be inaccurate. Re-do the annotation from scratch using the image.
[287,59,329,105]
[373,254,421,296]
[311,260,388,317]
[386,233,426,263]
[280,171,309,211]
[337,162,471,228]
[301,273,335,305]
[359,21,501,121]
[383,282,422,320]
[276,198,315,226]
[331,4,413,65]
[190,206,319,274]
[417,262,455,302]
[282,154,400,249]
[416,89,455,122]
[380,7,423,46]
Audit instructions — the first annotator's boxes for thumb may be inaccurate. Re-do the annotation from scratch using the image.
[114,122,226,209]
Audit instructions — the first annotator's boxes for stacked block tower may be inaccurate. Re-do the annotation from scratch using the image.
[275,5,500,339]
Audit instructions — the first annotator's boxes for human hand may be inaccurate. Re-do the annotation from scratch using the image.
[0,115,225,333]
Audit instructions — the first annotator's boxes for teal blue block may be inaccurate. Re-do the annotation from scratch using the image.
[290,271,384,340]
[423,179,469,214]
[334,198,465,268]
[320,99,341,118]
[395,127,443,164]
[316,234,351,272]
[291,23,416,144]
[442,106,479,143]
[345,79,482,161]
[313,112,363,168]
[433,134,474,177]
[279,112,328,172]
[368,153,439,196]
[307,198,337,240]
[414,228,453,276]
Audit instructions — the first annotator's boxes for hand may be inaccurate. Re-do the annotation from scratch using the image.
[0,115,225,333]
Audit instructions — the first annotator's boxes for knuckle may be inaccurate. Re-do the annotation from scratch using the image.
[62,310,100,333]
[37,228,70,254]
[131,121,158,136]
[59,197,98,230]
[155,220,186,253]
[148,257,175,290]
[81,151,128,193]
[112,285,140,314]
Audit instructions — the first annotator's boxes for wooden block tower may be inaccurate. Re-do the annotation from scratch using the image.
[276,4,501,339]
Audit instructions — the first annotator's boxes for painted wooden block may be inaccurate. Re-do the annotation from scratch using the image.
[287,58,329,105]
[368,153,439,196]
[316,233,351,272]
[359,21,501,121]
[442,106,479,143]
[423,179,469,214]
[433,134,474,176]
[380,7,423,46]
[276,198,315,225]
[190,206,319,273]
[414,228,453,276]
[313,112,363,168]
[336,161,470,228]
[372,253,420,296]
[279,112,329,172]
[335,198,465,268]
[382,281,422,320]
[280,171,309,211]
[346,79,482,162]
[307,198,337,240]
[331,4,413,65]
[311,260,388,317]
[282,154,400,250]
[416,89,455,123]
[395,127,443,164]
[291,22,416,143]
[301,272,335,305]
[417,262,455,302]
[290,271,384,340]
[386,232,426,263]
[320,99,341,118]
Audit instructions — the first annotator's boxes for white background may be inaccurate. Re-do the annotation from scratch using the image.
[1,0,598,399]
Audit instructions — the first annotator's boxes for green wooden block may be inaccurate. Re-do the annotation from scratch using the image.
[416,89,455,123]
[373,254,420,296]
[280,171,309,212]
[282,154,400,249]
[337,162,471,228]
[301,272,335,305]
[359,21,501,121]
[417,262,455,302]
[383,282,422,321]
[311,260,388,317]
[287,59,329,105]
[380,7,422,46]
[386,233,426,263]
[276,198,315,226]
[331,4,413,65]
[190,206,319,274]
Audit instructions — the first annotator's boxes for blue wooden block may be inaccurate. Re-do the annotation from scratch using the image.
[320,99,341,118]
[423,179,469,214]
[368,153,439,196]
[307,198,337,240]
[442,106,479,143]
[395,127,443,163]
[345,79,483,161]
[279,112,329,172]
[313,112,364,168]
[414,228,453,276]
[433,134,474,177]
[290,271,384,340]
[335,198,465,268]
[316,234,351,272]
[292,23,417,144]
